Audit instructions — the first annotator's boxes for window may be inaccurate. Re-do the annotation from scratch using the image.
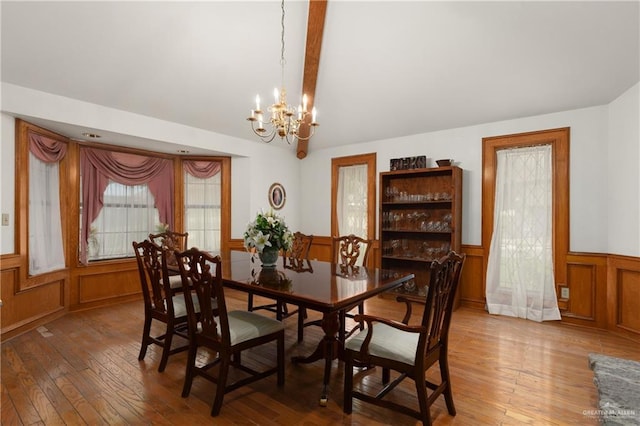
[184,169,221,252]
[482,128,570,320]
[79,147,173,264]
[331,153,376,248]
[86,181,160,261]
[29,151,65,274]
[485,145,560,321]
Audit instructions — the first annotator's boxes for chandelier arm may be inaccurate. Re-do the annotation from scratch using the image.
[250,121,278,143]
[290,125,317,142]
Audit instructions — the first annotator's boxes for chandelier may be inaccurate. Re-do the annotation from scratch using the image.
[247,0,319,144]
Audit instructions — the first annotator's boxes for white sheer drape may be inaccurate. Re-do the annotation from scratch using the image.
[337,164,368,238]
[88,181,159,260]
[337,164,369,266]
[29,152,65,275]
[485,145,561,322]
[184,172,221,252]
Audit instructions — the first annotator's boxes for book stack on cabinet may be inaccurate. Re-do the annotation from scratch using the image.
[379,166,462,306]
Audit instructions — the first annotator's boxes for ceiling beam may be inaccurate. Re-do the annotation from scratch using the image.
[296,0,327,159]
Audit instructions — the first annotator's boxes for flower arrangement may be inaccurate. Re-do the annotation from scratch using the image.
[243,209,293,254]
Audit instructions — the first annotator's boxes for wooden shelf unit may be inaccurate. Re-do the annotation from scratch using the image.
[379,166,462,300]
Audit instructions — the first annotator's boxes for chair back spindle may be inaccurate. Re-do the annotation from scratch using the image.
[176,248,224,342]
[284,232,313,271]
[149,230,189,271]
[133,240,172,316]
[422,252,465,356]
[333,234,371,267]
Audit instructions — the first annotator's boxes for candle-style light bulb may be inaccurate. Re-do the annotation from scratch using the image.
[255,95,260,111]
[297,105,303,120]
[311,107,317,123]
[302,94,308,112]
[274,88,279,104]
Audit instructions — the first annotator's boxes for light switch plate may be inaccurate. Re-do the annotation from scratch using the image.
[1,213,9,226]
[560,286,570,299]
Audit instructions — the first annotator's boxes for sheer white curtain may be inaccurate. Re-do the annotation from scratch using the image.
[88,181,159,260]
[485,145,561,322]
[337,164,369,266]
[29,152,65,275]
[337,164,368,238]
[184,172,221,252]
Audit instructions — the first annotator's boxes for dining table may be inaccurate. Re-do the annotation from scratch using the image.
[214,249,415,406]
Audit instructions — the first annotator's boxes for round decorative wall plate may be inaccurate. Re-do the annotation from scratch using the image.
[268,182,286,210]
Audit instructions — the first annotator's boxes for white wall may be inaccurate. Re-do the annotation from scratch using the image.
[0,113,16,254]
[230,146,302,240]
[1,83,259,158]
[607,82,640,256]
[300,105,613,253]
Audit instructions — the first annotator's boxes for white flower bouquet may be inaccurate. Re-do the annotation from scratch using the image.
[243,209,293,254]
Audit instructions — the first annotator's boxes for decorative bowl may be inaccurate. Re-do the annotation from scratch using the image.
[436,159,452,167]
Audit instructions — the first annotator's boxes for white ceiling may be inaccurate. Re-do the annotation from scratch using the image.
[2,1,639,156]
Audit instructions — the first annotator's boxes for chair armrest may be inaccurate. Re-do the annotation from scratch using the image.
[352,313,426,357]
[396,295,427,324]
[353,314,422,333]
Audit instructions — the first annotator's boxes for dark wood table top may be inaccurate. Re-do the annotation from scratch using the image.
[214,250,414,313]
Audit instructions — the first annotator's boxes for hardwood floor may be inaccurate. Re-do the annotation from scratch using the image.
[2,290,639,425]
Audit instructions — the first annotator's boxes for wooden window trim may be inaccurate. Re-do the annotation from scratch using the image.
[15,119,72,290]
[482,127,570,286]
[177,156,231,252]
[330,153,377,242]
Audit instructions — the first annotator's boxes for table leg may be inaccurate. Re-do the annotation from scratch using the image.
[291,310,341,406]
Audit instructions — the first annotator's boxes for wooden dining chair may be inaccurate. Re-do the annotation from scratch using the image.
[298,234,372,342]
[343,251,466,425]
[334,234,372,339]
[247,232,313,337]
[283,232,314,271]
[149,230,189,292]
[132,239,190,372]
[176,247,285,417]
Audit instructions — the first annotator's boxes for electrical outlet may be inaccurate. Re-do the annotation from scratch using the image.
[560,286,570,299]
[1,213,9,226]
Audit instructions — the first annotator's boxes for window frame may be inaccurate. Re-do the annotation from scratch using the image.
[331,152,377,242]
[15,120,71,289]
[182,160,225,252]
[175,156,231,253]
[482,127,570,290]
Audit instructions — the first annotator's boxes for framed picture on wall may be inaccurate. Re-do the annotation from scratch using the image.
[268,182,286,210]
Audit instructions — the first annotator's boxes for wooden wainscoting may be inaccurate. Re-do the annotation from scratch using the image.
[459,245,485,310]
[2,238,638,342]
[71,260,141,311]
[0,255,67,341]
[608,254,640,340]
[562,252,608,329]
[457,246,638,340]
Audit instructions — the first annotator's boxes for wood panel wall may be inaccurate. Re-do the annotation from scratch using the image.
[456,245,639,340]
[230,237,639,340]
[3,241,639,343]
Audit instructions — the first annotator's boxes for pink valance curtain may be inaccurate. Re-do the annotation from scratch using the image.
[29,132,67,163]
[183,160,221,179]
[80,147,174,263]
